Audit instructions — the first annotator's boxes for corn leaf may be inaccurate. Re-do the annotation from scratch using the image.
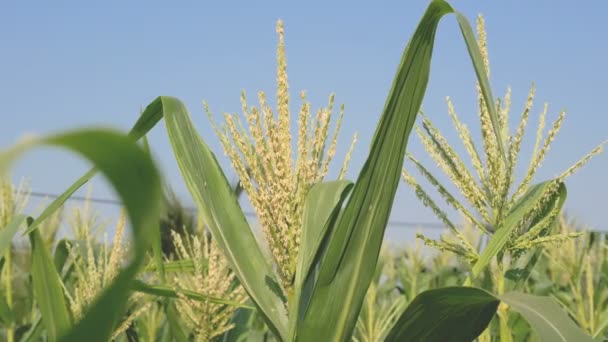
[297,1,505,340]
[28,218,72,342]
[296,181,353,291]
[386,287,592,342]
[131,280,255,309]
[221,307,259,342]
[161,96,289,339]
[0,129,162,342]
[385,287,499,342]
[500,292,594,342]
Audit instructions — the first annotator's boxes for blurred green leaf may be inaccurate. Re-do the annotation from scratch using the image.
[0,128,162,342]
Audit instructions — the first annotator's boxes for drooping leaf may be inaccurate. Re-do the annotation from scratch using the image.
[385,287,499,342]
[386,288,592,342]
[500,292,593,342]
[0,129,162,342]
[297,1,506,339]
[161,96,288,339]
[28,218,72,341]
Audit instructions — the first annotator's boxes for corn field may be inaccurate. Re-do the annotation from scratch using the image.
[0,1,606,341]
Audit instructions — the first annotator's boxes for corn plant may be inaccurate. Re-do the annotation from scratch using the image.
[398,12,604,342]
[0,0,600,341]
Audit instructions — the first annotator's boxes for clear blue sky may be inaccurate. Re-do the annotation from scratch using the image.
[1,1,607,243]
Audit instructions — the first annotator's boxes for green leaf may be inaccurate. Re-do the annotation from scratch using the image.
[0,128,162,342]
[467,181,564,284]
[131,280,255,309]
[386,288,592,342]
[161,96,288,339]
[385,287,499,342]
[500,292,593,342]
[297,1,505,340]
[289,181,353,338]
[28,218,72,341]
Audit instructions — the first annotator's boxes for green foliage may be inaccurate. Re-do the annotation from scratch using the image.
[0,0,603,341]
[0,129,162,341]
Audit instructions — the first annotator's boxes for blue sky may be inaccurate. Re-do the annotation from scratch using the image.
[1,1,607,243]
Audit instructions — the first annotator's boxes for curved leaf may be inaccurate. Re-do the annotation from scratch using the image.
[0,129,162,342]
[386,287,592,342]
[297,1,505,340]
[500,292,593,342]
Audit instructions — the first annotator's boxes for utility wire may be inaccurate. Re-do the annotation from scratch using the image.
[23,190,448,230]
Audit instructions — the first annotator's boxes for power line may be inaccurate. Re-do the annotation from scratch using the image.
[22,190,448,230]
